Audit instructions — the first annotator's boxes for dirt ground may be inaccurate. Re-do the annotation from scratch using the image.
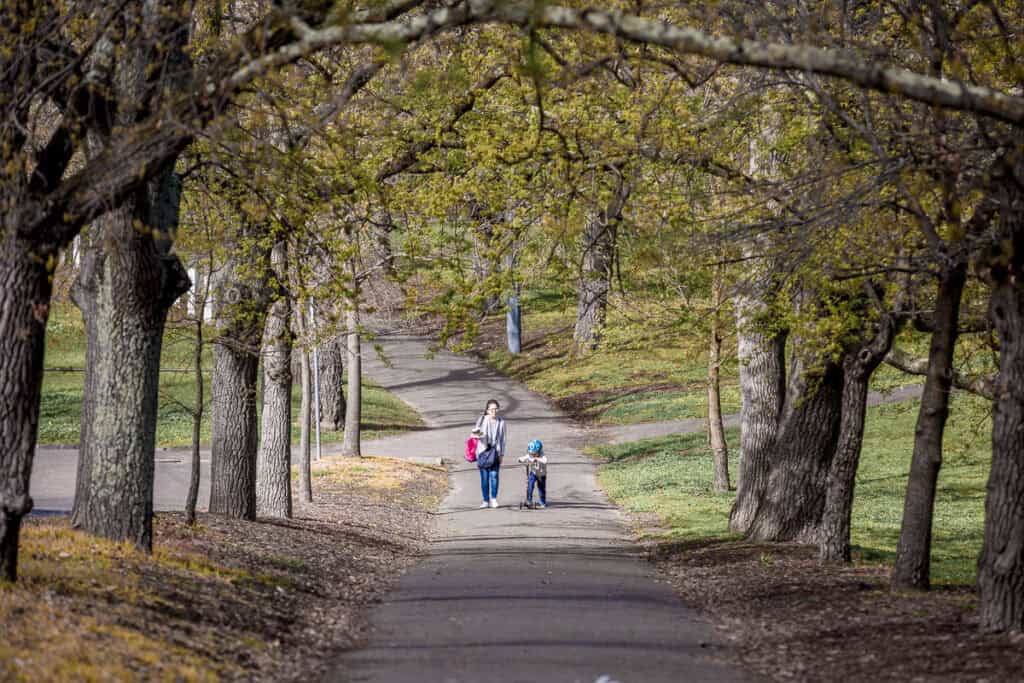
[649,537,1024,681]
[1,456,448,682]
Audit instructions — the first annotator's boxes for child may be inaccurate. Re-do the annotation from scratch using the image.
[517,439,548,508]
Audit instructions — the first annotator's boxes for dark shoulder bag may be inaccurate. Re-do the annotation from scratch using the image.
[476,445,498,469]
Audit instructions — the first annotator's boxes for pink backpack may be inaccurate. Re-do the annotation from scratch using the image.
[465,437,478,462]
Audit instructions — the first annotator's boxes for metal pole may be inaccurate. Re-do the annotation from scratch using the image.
[309,297,322,461]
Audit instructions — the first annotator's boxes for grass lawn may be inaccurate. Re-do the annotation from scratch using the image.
[40,302,422,448]
[473,289,925,426]
[480,301,744,424]
[588,393,992,586]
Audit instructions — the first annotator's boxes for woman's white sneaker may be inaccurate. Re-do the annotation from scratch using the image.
[490,499,498,508]
[480,501,489,508]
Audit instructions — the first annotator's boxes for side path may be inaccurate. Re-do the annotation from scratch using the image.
[591,384,923,446]
[326,335,751,683]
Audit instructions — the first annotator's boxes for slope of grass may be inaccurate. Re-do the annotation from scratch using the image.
[478,301,743,424]
[40,302,422,447]
[473,291,936,426]
[588,394,991,586]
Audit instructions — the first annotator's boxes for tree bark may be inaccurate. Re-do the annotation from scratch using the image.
[891,264,966,590]
[208,241,272,520]
[819,315,897,562]
[185,311,204,526]
[69,170,190,550]
[729,118,785,533]
[745,344,845,543]
[572,177,629,355]
[0,235,52,582]
[256,242,293,518]
[728,260,786,533]
[209,342,259,518]
[298,347,314,504]
[318,337,345,430]
[341,303,362,457]
[977,197,1024,632]
[708,270,730,492]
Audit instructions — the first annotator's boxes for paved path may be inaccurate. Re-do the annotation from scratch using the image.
[325,335,748,683]
[31,447,213,515]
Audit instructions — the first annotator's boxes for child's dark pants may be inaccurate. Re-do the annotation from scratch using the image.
[527,472,547,505]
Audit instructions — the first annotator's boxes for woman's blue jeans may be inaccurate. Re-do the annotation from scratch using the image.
[479,465,500,501]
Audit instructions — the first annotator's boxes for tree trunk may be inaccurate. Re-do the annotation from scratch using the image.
[185,312,204,526]
[318,337,345,430]
[470,200,502,314]
[572,178,629,355]
[708,271,730,492]
[371,209,398,279]
[341,303,362,457]
[977,203,1024,632]
[745,347,845,543]
[730,114,786,532]
[208,241,272,520]
[819,317,897,562]
[209,342,259,518]
[0,235,52,582]
[729,261,787,533]
[256,242,293,518]
[298,347,314,504]
[891,264,966,590]
[70,170,190,550]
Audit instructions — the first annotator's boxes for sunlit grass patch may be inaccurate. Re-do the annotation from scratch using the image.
[589,430,741,541]
[852,394,990,585]
[481,303,739,425]
[312,455,444,492]
[2,520,225,682]
[598,386,742,424]
[0,599,217,683]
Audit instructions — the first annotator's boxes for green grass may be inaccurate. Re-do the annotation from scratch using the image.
[478,293,934,427]
[589,394,991,586]
[39,302,423,447]
[483,303,742,424]
[597,386,743,424]
[591,429,742,539]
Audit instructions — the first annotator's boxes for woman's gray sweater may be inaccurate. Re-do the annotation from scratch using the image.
[474,414,507,459]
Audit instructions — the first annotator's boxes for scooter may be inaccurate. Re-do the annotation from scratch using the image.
[517,460,547,510]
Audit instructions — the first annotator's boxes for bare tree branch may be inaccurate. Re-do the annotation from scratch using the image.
[885,346,995,400]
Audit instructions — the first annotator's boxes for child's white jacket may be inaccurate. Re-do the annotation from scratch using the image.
[517,453,547,476]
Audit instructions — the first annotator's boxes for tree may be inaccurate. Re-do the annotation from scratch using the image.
[573,170,630,354]
[70,168,191,548]
[256,240,293,518]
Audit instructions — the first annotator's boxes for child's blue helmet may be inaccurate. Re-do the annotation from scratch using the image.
[527,439,543,454]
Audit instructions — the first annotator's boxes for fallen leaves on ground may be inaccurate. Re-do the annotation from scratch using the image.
[650,538,1024,681]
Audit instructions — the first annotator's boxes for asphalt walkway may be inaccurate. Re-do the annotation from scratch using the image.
[323,335,748,682]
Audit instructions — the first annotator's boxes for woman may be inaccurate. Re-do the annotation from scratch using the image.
[475,398,507,508]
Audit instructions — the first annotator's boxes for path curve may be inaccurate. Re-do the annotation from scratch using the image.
[326,335,750,683]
